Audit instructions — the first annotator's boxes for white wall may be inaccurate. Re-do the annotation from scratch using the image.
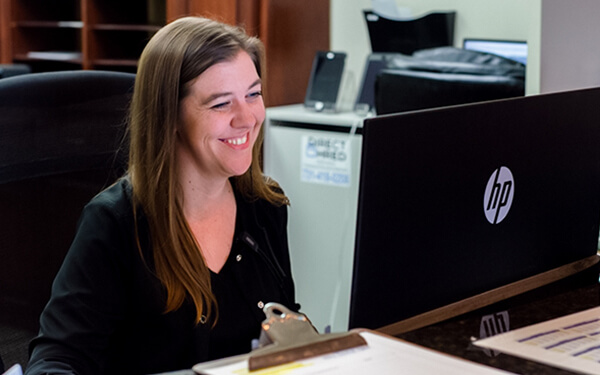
[331,0,542,99]
[540,0,600,93]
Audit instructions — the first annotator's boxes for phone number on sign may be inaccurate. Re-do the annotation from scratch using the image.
[301,168,350,186]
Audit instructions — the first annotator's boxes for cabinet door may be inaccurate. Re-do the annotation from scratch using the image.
[0,0,11,63]
[186,0,260,35]
[188,0,237,25]
[259,0,330,106]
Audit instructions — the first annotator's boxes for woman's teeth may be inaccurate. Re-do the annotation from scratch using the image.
[225,134,247,145]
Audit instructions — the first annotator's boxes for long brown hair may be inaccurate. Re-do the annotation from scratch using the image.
[127,16,288,324]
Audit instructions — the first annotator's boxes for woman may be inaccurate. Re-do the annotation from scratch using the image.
[26,16,298,375]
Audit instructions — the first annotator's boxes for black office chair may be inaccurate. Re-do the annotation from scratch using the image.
[363,10,456,55]
[0,64,31,79]
[0,70,135,369]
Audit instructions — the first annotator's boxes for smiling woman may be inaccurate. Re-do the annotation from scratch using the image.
[176,50,264,184]
[26,16,299,375]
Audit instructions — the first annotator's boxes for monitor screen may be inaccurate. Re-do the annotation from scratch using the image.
[463,39,528,65]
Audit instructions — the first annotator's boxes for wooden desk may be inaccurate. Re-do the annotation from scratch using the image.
[396,263,600,374]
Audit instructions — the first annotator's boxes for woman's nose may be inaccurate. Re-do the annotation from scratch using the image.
[231,102,260,128]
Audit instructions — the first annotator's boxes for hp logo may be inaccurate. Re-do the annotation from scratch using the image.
[484,167,515,224]
[479,311,510,357]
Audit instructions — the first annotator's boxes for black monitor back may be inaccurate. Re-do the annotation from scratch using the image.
[350,88,600,330]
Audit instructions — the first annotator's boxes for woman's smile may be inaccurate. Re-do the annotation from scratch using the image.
[220,132,249,147]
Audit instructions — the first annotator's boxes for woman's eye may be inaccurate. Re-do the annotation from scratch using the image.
[211,101,230,109]
[248,91,263,99]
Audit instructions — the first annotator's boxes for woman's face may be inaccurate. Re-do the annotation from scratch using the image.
[177,50,264,182]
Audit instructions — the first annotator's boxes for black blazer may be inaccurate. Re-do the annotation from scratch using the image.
[26,177,298,375]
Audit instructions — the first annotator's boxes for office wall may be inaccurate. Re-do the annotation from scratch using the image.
[331,0,542,99]
[540,0,600,93]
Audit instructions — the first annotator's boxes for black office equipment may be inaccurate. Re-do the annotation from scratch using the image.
[375,68,524,114]
[363,10,456,55]
[349,87,600,332]
[304,51,346,112]
[374,47,525,115]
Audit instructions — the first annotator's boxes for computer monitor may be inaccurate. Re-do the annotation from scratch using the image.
[463,38,528,65]
[354,53,399,114]
[349,87,600,331]
[304,51,346,112]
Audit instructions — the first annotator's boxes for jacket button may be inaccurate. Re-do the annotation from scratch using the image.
[257,301,264,309]
[236,254,242,262]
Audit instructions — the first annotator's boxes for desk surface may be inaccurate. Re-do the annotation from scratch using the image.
[158,266,599,375]
[396,264,600,374]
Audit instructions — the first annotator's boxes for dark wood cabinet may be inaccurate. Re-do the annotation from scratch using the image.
[0,0,329,106]
[83,0,165,72]
[6,0,83,71]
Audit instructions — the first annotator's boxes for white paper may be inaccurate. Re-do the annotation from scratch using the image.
[26,51,82,61]
[3,364,23,375]
[371,0,412,19]
[475,306,600,374]
[194,331,515,375]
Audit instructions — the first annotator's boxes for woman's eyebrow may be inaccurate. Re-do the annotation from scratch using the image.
[202,92,231,105]
[201,78,262,105]
[248,78,262,89]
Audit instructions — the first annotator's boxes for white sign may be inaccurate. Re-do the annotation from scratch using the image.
[300,135,351,187]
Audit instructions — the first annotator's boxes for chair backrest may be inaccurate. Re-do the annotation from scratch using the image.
[0,70,135,184]
[363,10,456,55]
[0,70,135,368]
[0,64,31,79]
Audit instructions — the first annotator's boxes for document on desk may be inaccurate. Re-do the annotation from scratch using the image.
[475,306,600,374]
[193,331,515,375]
